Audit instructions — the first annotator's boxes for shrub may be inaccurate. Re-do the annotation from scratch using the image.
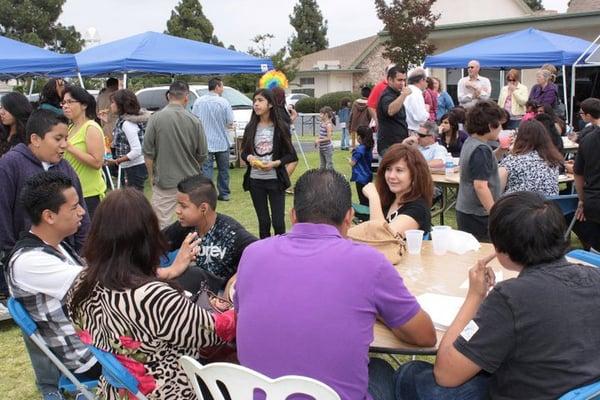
[295,97,317,113]
[316,91,360,112]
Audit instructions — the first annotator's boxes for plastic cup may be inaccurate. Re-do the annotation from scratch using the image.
[431,226,452,255]
[498,130,513,149]
[405,229,424,255]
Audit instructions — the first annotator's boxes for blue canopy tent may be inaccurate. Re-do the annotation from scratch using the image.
[0,35,79,78]
[424,28,595,68]
[424,28,598,123]
[75,31,273,83]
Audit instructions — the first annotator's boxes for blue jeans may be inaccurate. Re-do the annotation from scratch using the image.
[22,333,61,395]
[395,361,490,400]
[368,358,395,400]
[341,127,350,149]
[202,151,230,198]
[123,163,148,191]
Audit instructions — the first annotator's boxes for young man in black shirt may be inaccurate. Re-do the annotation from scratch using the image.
[573,97,600,251]
[376,66,411,157]
[161,174,257,292]
[395,192,600,399]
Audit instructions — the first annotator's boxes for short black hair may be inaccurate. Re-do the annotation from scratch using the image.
[465,100,504,135]
[20,171,73,225]
[177,174,217,210]
[106,77,119,88]
[208,77,223,91]
[361,86,371,98]
[387,66,406,80]
[489,192,567,267]
[294,169,351,226]
[25,110,69,144]
[580,97,600,119]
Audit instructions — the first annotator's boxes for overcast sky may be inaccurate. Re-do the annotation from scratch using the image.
[59,0,570,52]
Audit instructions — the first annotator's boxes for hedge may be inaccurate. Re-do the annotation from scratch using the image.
[315,91,360,112]
[294,97,317,113]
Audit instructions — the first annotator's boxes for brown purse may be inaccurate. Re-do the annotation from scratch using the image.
[347,220,406,265]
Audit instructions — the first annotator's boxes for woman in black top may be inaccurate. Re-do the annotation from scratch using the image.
[363,143,432,234]
[241,89,298,238]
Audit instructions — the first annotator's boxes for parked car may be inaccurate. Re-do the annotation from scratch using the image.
[286,92,309,106]
[135,85,252,140]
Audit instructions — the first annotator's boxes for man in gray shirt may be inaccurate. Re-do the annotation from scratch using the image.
[192,77,234,201]
[143,81,208,228]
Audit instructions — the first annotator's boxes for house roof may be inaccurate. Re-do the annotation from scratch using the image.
[567,0,600,13]
[295,35,379,72]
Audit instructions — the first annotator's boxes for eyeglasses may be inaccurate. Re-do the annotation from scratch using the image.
[507,79,516,82]
[417,133,430,138]
[60,100,80,107]
[467,66,476,69]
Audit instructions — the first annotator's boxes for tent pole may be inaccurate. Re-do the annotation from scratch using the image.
[570,65,576,125]
[123,73,127,89]
[78,73,85,89]
[28,78,35,96]
[500,70,505,87]
[562,65,569,125]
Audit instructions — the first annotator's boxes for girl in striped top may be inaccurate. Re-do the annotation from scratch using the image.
[68,188,233,399]
[316,106,334,169]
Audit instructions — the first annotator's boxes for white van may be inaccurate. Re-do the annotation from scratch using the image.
[135,85,252,140]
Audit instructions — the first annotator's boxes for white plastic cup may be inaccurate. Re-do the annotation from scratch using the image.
[431,226,452,255]
[405,229,424,255]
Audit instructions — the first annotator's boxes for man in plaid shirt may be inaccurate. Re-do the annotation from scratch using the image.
[6,172,99,400]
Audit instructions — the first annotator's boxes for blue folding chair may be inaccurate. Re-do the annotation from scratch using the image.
[567,249,600,268]
[87,346,149,400]
[547,194,579,240]
[7,297,97,399]
[559,380,600,399]
[159,250,179,267]
[352,203,370,224]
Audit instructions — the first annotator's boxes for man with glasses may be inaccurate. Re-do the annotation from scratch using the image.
[143,81,208,228]
[376,66,411,157]
[458,60,491,109]
[403,121,449,168]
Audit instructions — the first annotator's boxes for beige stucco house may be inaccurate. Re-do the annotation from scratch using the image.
[290,0,600,99]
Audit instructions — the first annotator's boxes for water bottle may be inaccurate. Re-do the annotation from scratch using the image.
[445,156,454,177]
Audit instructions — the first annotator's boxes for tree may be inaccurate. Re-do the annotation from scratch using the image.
[0,0,84,53]
[165,0,222,46]
[287,0,328,59]
[224,34,297,94]
[375,0,440,71]
[523,0,544,11]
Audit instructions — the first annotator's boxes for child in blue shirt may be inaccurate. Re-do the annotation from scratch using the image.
[349,126,374,206]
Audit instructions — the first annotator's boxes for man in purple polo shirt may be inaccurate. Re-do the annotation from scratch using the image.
[234,169,436,400]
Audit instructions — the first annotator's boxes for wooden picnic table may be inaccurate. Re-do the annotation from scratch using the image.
[370,241,518,354]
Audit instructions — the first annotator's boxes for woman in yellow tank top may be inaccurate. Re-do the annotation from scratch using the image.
[62,85,106,217]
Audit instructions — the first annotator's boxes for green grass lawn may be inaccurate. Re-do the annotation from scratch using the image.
[0,140,580,398]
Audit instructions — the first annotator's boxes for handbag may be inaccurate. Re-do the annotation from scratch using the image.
[347,220,406,265]
[191,282,237,363]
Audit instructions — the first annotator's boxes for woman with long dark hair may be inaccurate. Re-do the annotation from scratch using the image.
[499,120,563,196]
[39,78,65,115]
[0,92,33,156]
[438,110,469,157]
[108,89,149,191]
[68,188,230,399]
[363,143,433,234]
[241,89,297,238]
[62,85,106,217]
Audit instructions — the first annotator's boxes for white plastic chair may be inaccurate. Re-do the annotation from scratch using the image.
[179,356,341,400]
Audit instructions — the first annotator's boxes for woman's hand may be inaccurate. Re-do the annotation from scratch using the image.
[174,232,201,267]
[467,254,496,300]
[362,182,379,200]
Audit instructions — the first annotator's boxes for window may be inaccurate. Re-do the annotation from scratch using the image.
[136,88,196,112]
[299,77,315,85]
